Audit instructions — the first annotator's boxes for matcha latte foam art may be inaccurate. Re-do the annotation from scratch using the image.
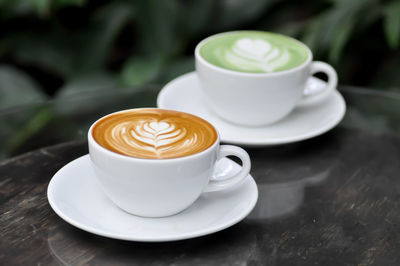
[199,31,309,73]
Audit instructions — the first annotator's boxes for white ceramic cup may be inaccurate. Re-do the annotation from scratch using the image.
[88,109,251,218]
[195,31,338,126]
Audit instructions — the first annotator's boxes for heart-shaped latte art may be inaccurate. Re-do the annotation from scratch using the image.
[149,121,169,132]
[234,38,271,60]
[131,121,186,150]
[226,37,290,72]
[92,109,217,159]
[199,32,309,73]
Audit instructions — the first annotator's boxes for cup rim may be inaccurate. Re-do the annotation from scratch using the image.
[195,30,313,77]
[88,108,220,163]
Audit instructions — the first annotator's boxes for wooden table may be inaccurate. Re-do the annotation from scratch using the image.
[1,86,400,265]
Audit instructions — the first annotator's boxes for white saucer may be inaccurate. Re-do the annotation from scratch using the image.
[47,155,258,242]
[157,72,346,146]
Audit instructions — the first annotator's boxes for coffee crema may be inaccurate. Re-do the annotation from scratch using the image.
[199,31,308,73]
[92,109,218,159]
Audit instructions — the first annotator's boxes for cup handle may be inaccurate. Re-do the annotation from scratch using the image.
[300,61,338,105]
[203,145,251,193]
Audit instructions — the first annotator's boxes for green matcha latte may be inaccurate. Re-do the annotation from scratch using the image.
[199,31,309,74]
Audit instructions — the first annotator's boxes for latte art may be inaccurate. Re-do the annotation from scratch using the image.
[114,121,191,155]
[199,31,308,73]
[92,109,217,159]
[226,38,290,72]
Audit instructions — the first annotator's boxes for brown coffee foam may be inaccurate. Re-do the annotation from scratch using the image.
[92,109,218,159]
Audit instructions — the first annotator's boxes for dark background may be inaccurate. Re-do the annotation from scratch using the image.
[1,0,400,106]
[0,0,399,159]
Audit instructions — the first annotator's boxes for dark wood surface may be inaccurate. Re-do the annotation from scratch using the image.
[1,125,400,265]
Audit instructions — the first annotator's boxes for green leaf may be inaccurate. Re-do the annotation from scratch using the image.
[0,0,87,17]
[383,1,400,49]
[178,0,216,37]
[216,0,276,29]
[302,16,325,54]
[0,65,47,109]
[7,1,133,78]
[54,72,118,117]
[160,57,194,83]
[273,20,307,37]
[56,71,117,98]
[0,0,41,17]
[120,56,163,87]
[55,0,87,7]
[328,19,355,63]
[79,1,134,72]
[8,28,80,78]
[32,0,51,17]
[134,0,182,57]
[302,0,376,58]
[5,107,53,152]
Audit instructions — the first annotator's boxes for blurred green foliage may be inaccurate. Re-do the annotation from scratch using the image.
[1,0,399,108]
[0,0,399,158]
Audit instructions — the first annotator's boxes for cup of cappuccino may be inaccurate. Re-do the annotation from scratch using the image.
[195,31,338,126]
[88,108,251,217]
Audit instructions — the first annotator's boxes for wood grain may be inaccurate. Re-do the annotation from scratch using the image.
[1,127,400,265]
